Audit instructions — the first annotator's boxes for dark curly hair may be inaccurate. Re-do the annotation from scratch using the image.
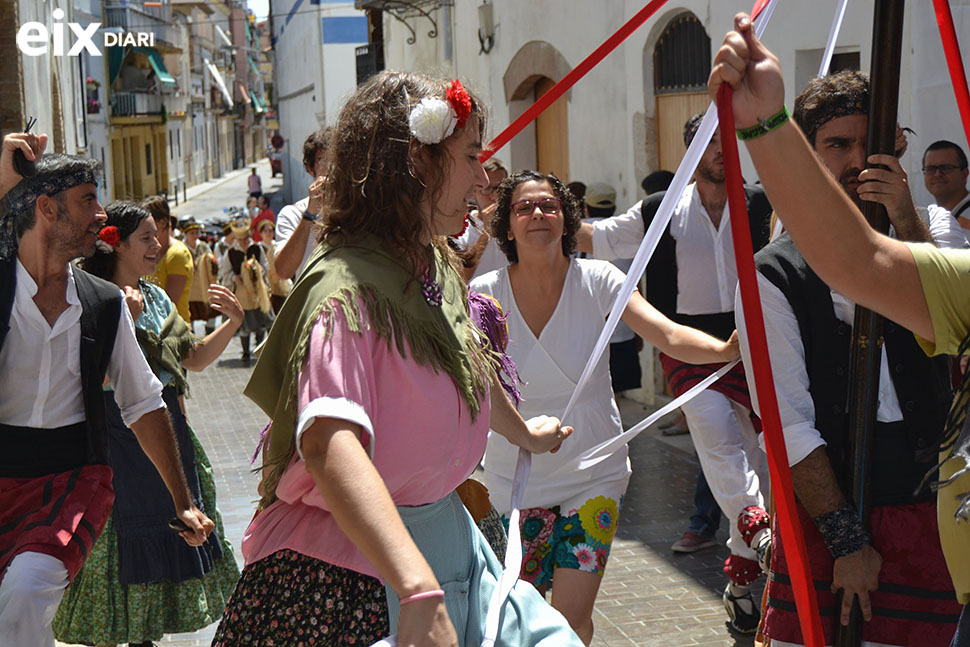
[318,70,487,280]
[793,70,869,146]
[79,201,152,281]
[302,127,333,174]
[490,170,582,264]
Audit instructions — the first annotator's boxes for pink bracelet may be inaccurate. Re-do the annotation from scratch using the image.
[399,589,445,606]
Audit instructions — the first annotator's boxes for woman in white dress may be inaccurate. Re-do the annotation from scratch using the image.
[470,170,740,645]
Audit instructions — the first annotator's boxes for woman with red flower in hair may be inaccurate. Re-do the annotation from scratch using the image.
[53,201,245,647]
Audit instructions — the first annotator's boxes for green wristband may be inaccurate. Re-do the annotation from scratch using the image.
[736,106,790,141]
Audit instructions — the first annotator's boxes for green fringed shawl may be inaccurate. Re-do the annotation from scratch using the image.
[135,305,199,395]
[246,238,496,508]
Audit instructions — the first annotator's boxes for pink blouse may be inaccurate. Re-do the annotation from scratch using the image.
[240,303,490,579]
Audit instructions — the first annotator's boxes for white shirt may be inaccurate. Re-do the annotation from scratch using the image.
[454,210,508,281]
[471,259,632,510]
[736,224,964,466]
[591,183,739,315]
[275,197,316,280]
[927,192,970,243]
[0,261,165,429]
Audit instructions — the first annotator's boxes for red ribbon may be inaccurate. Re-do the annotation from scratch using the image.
[931,0,970,152]
[481,0,670,162]
[717,85,824,647]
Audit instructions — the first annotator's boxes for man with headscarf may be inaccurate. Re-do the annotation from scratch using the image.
[576,114,774,634]
[739,70,964,645]
[0,134,213,647]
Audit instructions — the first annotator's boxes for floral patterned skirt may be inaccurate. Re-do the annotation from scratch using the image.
[212,549,389,646]
[52,430,240,645]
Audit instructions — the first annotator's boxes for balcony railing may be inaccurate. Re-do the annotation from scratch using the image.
[105,5,179,51]
[111,91,163,116]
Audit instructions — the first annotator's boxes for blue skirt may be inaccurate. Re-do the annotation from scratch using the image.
[387,492,583,647]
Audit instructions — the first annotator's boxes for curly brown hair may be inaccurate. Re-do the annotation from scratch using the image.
[318,71,487,279]
[490,170,582,264]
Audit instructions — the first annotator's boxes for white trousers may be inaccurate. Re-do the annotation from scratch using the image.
[0,552,69,647]
[681,389,768,561]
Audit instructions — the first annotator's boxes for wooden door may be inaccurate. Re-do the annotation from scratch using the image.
[535,77,569,182]
[655,90,710,171]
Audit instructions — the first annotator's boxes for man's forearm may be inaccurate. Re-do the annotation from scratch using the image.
[790,446,846,517]
[130,407,193,511]
[890,205,933,244]
[276,220,314,280]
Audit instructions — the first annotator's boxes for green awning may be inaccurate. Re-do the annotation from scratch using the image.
[248,55,260,78]
[249,89,265,113]
[133,47,175,86]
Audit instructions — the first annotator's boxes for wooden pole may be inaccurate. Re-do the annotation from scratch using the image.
[835,1,905,645]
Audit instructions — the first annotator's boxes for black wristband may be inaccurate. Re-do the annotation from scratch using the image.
[814,505,870,559]
[302,210,317,223]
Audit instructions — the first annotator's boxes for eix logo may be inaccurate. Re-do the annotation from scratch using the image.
[17,8,155,57]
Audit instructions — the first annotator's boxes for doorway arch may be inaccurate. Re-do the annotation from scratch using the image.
[503,41,571,180]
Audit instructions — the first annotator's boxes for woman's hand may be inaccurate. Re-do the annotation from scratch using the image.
[123,285,144,321]
[208,284,244,327]
[525,415,573,454]
[396,597,459,647]
[708,13,785,129]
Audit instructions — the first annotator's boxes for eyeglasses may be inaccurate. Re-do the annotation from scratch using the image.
[922,164,963,175]
[511,198,562,216]
[479,184,501,196]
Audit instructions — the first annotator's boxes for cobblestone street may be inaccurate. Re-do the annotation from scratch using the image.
[58,163,761,647]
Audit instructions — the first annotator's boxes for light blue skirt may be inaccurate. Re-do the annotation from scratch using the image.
[386,492,583,647]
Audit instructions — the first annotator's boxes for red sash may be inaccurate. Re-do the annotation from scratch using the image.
[659,353,757,418]
[0,465,114,581]
[764,501,962,646]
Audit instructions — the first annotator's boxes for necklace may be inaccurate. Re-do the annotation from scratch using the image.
[421,271,443,306]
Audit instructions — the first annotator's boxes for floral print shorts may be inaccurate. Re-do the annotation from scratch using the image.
[502,494,622,589]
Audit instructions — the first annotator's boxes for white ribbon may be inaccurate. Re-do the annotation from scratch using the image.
[819,0,849,78]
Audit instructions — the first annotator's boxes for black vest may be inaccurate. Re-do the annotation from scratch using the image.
[640,185,772,341]
[757,235,951,506]
[0,259,120,472]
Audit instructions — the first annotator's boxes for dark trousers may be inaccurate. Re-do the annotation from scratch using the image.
[686,467,722,538]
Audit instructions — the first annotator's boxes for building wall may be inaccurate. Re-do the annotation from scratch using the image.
[271,0,366,204]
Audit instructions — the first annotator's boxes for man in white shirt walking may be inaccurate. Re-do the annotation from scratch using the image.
[576,113,773,634]
[0,136,213,647]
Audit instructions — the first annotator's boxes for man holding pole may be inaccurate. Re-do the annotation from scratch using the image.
[714,19,963,647]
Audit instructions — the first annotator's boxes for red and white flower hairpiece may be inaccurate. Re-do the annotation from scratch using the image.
[409,79,472,145]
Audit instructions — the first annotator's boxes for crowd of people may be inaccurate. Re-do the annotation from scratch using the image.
[2,12,970,647]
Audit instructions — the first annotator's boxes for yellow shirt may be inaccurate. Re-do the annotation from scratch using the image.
[906,241,970,603]
[149,238,194,322]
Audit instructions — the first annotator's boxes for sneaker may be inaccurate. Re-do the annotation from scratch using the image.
[670,531,717,553]
[723,582,760,635]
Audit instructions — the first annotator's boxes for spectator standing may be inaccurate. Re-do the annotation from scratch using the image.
[453,157,510,281]
[247,167,262,198]
[275,128,331,281]
[924,140,970,232]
